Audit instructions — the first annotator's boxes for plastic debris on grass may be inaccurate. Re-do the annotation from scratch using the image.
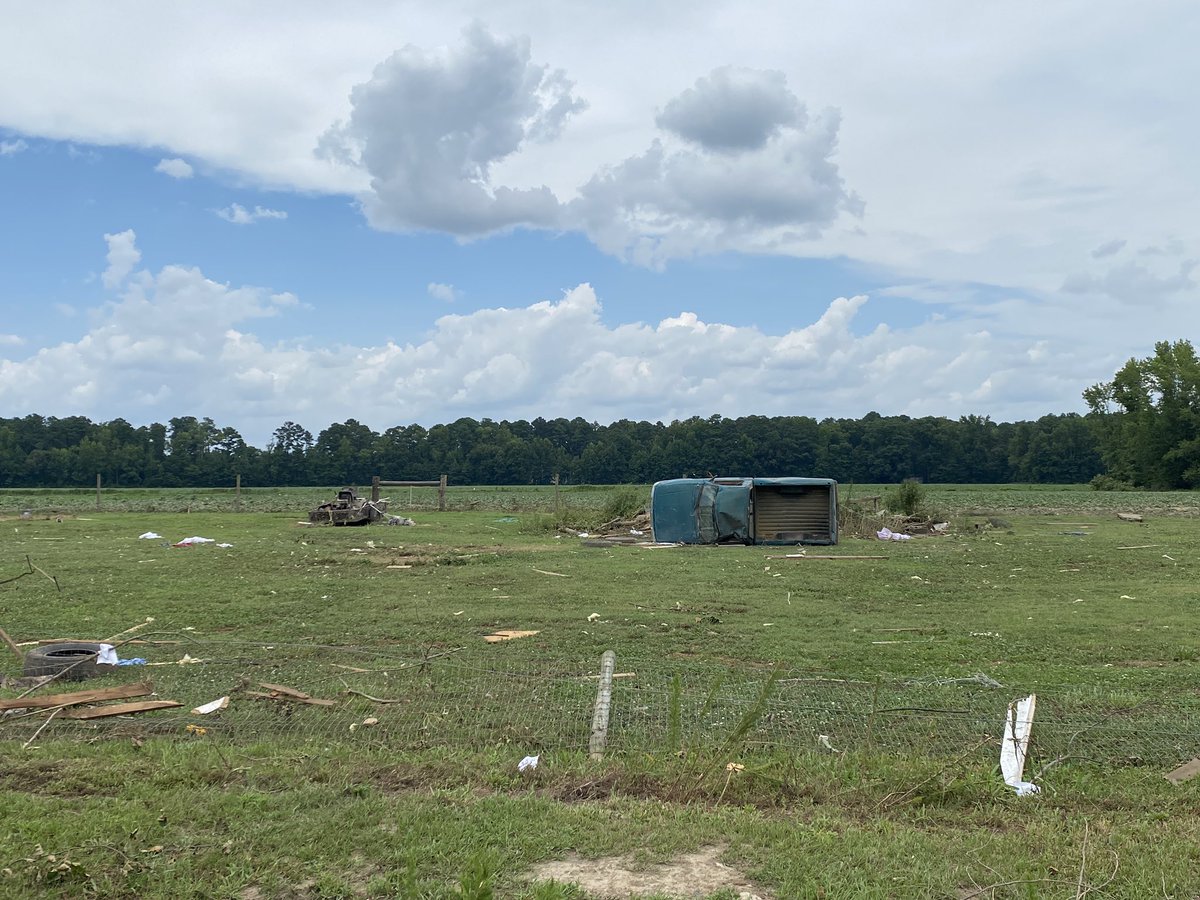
[173,536,216,547]
[876,527,912,541]
[138,532,162,540]
[518,754,540,772]
[191,696,230,715]
[1001,694,1040,796]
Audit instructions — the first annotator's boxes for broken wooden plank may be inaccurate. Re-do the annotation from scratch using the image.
[0,625,23,662]
[1117,513,1144,522]
[61,700,181,719]
[1117,544,1159,550]
[258,682,312,700]
[0,681,153,711]
[243,690,337,707]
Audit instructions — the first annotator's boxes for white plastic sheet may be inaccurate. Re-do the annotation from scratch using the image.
[518,754,540,772]
[1000,694,1040,795]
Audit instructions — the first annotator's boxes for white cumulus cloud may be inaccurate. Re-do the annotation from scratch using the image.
[317,23,585,236]
[0,138,27,156]
[215,203,288,224]
[427,282,460,303]
[569,69,860,267]
[655,67,801,152]
[0,231,1155,447]
[102,229,140,288]
[154,157,194,178]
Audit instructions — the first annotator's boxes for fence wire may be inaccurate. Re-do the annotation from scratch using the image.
[4,637,1200,772]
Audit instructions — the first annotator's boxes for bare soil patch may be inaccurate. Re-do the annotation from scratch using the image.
[527,844,771,899]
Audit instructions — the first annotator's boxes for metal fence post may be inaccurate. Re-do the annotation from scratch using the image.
[589,650,617,759]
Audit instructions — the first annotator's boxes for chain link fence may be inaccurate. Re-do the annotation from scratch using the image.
[5,636,1200,776]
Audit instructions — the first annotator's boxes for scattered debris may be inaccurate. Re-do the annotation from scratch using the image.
[386,516,415,526]
[767,553,887,560]
[1117,513,1144,523]
[1165,758,1200,784]
[1000,694,1039,795]
[876,528,911,542]
[1117,544,1158,550]
[138,532,162,540]
[483,629,540,643]
[532,568,570,577]
[0,555,61,591]
[518,754,540,772]
[144,654,205,666]
[587,613,601,622]
[191,696,230,715]
[63,700,182,719]
[173,536,216,547]
[0,673,52,691]
[818,734,841,753]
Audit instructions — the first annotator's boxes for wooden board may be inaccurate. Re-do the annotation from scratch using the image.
[61,700,181,719]
[0,681,153,711]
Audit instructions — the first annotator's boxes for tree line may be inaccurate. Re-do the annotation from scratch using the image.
[3,339,1196,490]
[0,410,1105,488]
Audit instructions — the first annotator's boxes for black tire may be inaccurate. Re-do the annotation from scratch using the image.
[22,642,103,681]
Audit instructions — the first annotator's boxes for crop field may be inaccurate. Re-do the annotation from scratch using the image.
[2,485,1200,898]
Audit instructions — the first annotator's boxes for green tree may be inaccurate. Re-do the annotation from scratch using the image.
[1084,340,1200,488]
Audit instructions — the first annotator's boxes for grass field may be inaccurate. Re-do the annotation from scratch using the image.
[2,485,1200,898]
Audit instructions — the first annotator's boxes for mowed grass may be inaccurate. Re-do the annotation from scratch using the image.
[1,487,1200,898]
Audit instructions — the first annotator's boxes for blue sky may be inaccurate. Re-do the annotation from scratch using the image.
[2,2,1197,446]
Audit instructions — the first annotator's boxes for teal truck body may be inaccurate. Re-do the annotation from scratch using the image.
[650,477,838,545]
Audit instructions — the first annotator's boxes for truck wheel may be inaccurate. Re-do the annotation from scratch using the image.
[22,642,103,681]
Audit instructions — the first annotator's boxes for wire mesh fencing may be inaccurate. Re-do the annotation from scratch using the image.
[4,636,1200,773]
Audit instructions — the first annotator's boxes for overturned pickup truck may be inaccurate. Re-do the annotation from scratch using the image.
[651,477,838,545]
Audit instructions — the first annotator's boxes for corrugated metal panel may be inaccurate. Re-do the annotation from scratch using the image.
[753,487,833,542]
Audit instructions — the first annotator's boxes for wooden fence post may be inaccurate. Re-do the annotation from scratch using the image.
[371,475,381,504]
[235,474,242,511]
[438,474,447,511]
[96,474,101,511]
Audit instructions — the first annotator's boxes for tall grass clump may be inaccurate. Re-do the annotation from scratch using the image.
[884,478,929,517]
[598,486,647,522]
